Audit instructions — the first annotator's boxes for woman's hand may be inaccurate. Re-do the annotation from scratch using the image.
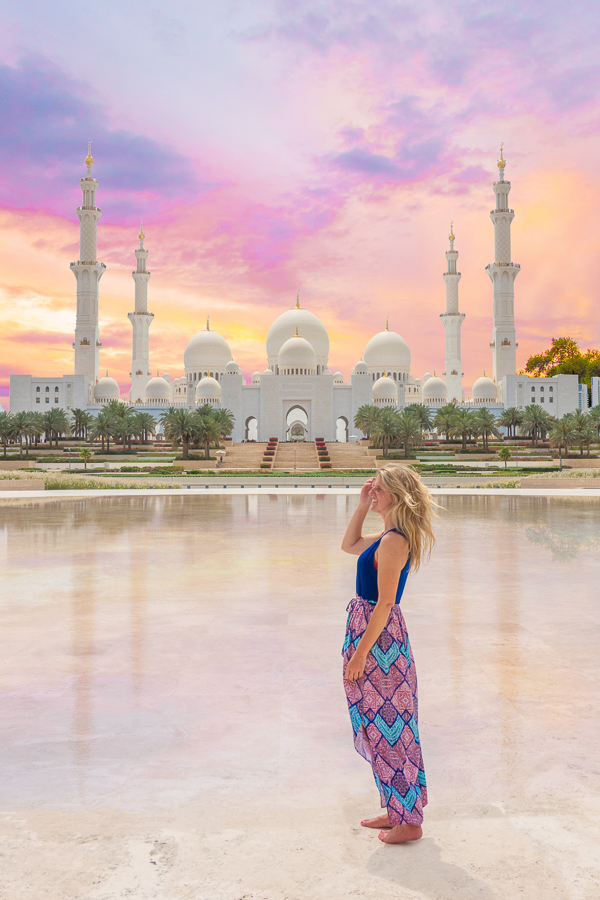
[359,478,375,507]
[345,649,368,682]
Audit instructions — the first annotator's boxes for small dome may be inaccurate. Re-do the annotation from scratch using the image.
[196,376,221,401]
[333,371,344,384]
[423,376,447,401]
[266,306,329,367]
[364,329,411,371]
[225,361,241,374]
[161,372,171,382]
[263,368,273,376]
[144,376,171,401]
[372,376,398,406]
[251,370,261,384]
[422,372,432,383]
[278,334,317,370]
[472,376,498,401]
[184,326,232,369]
[352,361,368,375]
[94,376,120,402]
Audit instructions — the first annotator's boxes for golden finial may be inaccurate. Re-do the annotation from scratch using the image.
[295,326,299,337]
[85,141,94,166]
[385,317,389,331]
[296,290,300,309]
[449,221,455,242]
[139,222,145,241]
[206,315,210,331]
[498,142,506,169]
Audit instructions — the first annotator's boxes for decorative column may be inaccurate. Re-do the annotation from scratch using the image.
[128,224,154,404]
[71,143,106,396]
[486,145,519,399]
[440,223,465,404]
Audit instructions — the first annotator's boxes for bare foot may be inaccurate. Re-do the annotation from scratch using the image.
[361,814,391,829]
[378,823,422,844]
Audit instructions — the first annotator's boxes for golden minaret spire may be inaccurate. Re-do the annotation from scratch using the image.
[85,141,94,166]
[296,290,300,309]
[206,315,210,331]
[498,143,506,170]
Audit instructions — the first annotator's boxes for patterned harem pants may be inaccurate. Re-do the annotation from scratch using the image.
[342,597,427,826]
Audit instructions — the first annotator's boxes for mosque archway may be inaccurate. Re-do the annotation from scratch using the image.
[336,416,348,442]
[286,405,308,441]
[245,416,258,441]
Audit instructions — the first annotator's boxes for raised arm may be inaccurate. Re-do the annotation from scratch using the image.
[341,478,383,556]
[345,531,409,681]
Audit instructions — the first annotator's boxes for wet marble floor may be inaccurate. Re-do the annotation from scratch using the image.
[0,494,599,899]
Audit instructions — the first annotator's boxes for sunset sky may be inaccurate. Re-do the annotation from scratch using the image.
[1,0,599,401]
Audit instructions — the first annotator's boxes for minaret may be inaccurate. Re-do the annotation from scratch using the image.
[128,223,154,404]
[486,145,519,400]
[440,223,465,404]
[71,143,106,396]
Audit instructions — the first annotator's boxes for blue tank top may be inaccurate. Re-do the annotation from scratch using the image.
[356,529,410,605]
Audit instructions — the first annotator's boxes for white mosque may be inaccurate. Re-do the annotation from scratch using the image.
[9,144,584,436]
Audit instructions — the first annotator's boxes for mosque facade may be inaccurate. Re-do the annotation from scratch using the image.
[9,145,584,434]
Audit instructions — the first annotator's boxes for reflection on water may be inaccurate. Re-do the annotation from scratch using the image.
[0,494,598,812]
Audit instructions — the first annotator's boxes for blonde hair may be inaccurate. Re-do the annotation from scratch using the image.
[377,464,439,573]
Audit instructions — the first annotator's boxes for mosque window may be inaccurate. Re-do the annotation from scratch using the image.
[36,397,40,403]
[549,386,553,392]
[540,386,544,392]
[55,397,59,403]
[36,386,40,392]
[549,396,554,403]
[45,386,49,392]
[45,397,49,403]
[55,386,59,392]
[540,396,544,402]
[531,385,535,391]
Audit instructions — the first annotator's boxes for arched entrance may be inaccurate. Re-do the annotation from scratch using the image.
[336,416,348,442]
[286,406,308,441]
[245,416,258,441]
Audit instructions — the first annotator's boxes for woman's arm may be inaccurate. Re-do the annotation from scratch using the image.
[341,479,382,556]
[345,531,408,681]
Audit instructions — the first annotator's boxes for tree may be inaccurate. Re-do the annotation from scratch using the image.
[79,447,93,469]
[0,411,13,458]
[589,406,600,439]
[160,408,198,459]
[91,409,116,453]
[135,412,156,443]
[549,416,576,470]
[450,409,476,451]
[471,408,501,452]
[371,407,401,459]
[71,408,94,439]
[519,404,549,447]
[498,447,511,468]
[192,409,225,460]
[433,404,458,442]
[525,336,600,397]
[10,412,31,458]
[568,410,595,458]
[498,407,524,438]
[208,406,235,439]
[354,404,381,440]
[405,403,432,431]
[105,401,138,450]
[43,408,72,448]
[394,410,423,459]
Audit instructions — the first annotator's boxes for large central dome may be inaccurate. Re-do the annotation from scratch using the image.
[266,302,329,370]
[184,321,232,371]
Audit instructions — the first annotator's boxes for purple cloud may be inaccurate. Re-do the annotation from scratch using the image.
[0,57,210,222]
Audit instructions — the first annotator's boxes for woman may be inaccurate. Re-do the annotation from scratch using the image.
[342,465,436,844]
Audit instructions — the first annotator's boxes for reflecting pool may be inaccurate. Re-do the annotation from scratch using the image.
[1,495,599,900]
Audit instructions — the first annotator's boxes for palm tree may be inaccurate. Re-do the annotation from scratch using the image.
[135,412,156,443]
[395,410,423,459]
[519,404,547,447]
[29,412,46,448]
[433,404,458,443]
[588,406,600,439]
[498,447,511,468]
[499,407,524,438]
[0,411,13,458]
[43,408,72,448]
[192,409,225,460]
[211,407,235,439]
[371,407,401,459]
[160,408,198,459]
[91,409,116,453]
[471,408,501,452]
[450,409,475,452]
[354,404,381,441]
[405,403,433,431]
[569,411,595,458]
[549,416,576,470]
[10,412,31,458]
[79,447,93,469]
[71,408,93,439]
[105,401,138,450]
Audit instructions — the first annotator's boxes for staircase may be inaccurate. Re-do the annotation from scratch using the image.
[218,442,268,469]
[273,441,319,472]
[326,443,376,470]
